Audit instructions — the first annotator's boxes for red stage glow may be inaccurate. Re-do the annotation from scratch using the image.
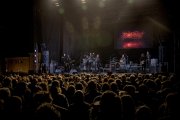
[121,31,144,39]
[122,41,143,48]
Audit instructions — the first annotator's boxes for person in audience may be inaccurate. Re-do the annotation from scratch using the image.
[68,90,91,120]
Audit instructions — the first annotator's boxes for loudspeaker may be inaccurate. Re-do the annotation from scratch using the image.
[159,45,167,63]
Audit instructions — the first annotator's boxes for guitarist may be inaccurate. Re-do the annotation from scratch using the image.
[140,53,146,72]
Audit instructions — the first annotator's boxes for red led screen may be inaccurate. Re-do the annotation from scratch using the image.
[115,30,151,49]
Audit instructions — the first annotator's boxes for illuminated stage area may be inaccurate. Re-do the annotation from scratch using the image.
[27,0,178,74]
[0,0,179,74]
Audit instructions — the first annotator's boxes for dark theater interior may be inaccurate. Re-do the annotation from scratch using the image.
[0,0,179,120]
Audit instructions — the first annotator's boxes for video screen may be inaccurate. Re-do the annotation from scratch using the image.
[115,30,152,49]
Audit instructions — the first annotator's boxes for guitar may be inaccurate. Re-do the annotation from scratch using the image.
[140,60,145,65]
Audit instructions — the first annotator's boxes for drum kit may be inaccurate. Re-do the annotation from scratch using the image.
[80,53,100,72]
[108,57,127,71]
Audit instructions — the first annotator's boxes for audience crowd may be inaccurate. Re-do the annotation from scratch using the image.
[0,72,179,120]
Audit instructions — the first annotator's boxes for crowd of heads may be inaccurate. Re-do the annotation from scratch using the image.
[0,72,179,120]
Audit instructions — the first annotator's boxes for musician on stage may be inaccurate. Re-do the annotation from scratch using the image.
[62,53,71,72]
[94,54,101,71]
[140,53,146,72]
[120,54,127,65]
[146,51,151,69]
[82,55,88,71]
[119,54,128,70]
[87,53,94,71]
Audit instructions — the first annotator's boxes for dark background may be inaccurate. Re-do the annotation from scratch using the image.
[0,0,178,56]
[0,0,33,57]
